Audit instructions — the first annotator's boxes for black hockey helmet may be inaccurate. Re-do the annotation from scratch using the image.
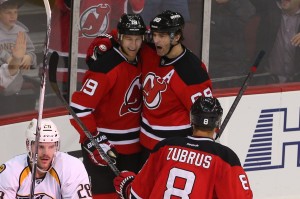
[117,14,146,35]
[190,97,223,130]
[150,10,185,33]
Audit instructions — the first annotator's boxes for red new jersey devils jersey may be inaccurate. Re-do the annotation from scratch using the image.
[129,136,253,199]
[70,47,142,154]
[140,44,213,150]
[49,0,144,57]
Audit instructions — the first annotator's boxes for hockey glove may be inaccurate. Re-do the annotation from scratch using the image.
[83,132,118,166]
[114,170,136,199]
[86,34,113,66]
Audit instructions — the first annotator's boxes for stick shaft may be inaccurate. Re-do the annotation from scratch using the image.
[30,1,52,197]
[48,52,120,176]
[216,50,265,139]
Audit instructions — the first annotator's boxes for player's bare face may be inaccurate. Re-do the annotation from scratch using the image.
[34,142,57,171]
[0,7,18,30]
[281,0,300,14]
[120,35,143,61]
[152,32,172,56]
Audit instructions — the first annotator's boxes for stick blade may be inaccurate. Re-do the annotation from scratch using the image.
[48,51,59,83]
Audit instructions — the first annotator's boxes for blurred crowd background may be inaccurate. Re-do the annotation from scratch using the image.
[1,0,300,117]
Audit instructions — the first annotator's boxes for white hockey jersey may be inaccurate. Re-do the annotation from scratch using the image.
[0,152,92,199]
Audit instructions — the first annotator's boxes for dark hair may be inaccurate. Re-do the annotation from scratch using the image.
[0,0,24,10]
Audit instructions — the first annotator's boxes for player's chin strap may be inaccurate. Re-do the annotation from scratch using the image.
[28,152,57,174]
[37,155,56,174]
[164,33,180,57]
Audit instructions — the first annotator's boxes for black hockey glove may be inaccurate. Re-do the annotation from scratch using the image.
[83,132,118,166]
[114,170,136,199]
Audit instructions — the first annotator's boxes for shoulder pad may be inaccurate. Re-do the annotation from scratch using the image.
[88,49,124,73]
[174,50,210,85]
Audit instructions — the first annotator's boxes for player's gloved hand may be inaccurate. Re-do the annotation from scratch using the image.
[83,132,118,166]
[86,34,113,66]
[114,170,136,199]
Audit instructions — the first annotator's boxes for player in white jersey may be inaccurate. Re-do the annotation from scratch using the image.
[0,118,92,199]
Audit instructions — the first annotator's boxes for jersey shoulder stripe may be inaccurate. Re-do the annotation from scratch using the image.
[174,49,210,85]
[0,164,6,173]
[88,48,125,73]
[20,166,30,186]
[71,105,93,114]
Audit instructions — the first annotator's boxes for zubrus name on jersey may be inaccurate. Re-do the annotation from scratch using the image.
[167,147,212,168]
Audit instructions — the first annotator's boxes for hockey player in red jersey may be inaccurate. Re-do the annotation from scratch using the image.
[139,10,213,161]
[69,14,146,199]
[113,96,253,199]
[87,10,213,164]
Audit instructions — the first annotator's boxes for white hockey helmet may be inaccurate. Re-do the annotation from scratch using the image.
[26,118,60,143]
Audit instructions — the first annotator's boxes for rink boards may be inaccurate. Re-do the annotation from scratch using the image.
[0,88,300,199]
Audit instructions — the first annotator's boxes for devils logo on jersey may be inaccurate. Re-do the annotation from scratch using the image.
[120,76,142,116]
[79,4,111,38]
[143,72,167,110]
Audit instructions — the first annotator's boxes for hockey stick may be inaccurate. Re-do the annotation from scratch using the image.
[30,0,52,198]
[215,50,265,140]
[48,51,120,176]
